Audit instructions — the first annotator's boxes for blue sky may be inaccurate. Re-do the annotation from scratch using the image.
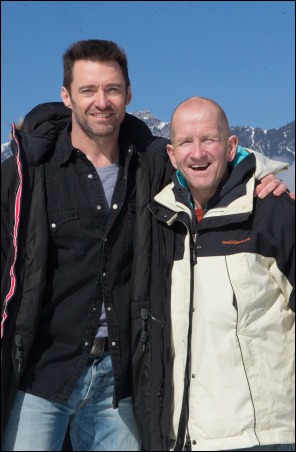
[1,1,295,145]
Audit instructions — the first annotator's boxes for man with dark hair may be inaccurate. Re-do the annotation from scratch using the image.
[1,40,290,451]
[1,39,146,451]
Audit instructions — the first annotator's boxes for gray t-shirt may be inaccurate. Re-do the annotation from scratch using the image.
[96,162,120,214]
[95,162,119,338]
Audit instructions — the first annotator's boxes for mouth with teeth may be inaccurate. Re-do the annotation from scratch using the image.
[90,112,113,119]
[190,163,210,172]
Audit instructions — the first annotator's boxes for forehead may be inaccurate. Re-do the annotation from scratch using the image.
[71,59,125,85]
[174,107,221,137]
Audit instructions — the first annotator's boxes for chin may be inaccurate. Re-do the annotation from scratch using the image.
[93,126,116,137]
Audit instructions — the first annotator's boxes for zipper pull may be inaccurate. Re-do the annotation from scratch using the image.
[185,433,192,450]
[15,335,24,373]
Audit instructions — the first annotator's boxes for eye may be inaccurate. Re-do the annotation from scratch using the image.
[179,140,192,147]
[107,87,121,94]
[81,89,94,95]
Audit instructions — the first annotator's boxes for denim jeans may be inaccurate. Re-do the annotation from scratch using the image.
[225,445,295,451]
[183,443,295,451]
[2,353,140,451]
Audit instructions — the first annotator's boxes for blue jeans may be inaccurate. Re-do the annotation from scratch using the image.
[2,353,140,451]
[183,443,295,451]
[224,445,295,451]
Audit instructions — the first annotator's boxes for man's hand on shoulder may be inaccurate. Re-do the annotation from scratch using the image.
[255,174,295,200]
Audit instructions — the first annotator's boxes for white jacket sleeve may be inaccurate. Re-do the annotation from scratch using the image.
[245,148,289,179]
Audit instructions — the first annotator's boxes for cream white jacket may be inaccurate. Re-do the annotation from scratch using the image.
[153,152,295,451]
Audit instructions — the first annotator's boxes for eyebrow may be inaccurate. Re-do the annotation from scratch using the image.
[78,85,97,92]
[174,135,192,142]
[78,83,124,91]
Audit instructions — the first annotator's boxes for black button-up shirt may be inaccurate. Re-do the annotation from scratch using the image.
[19,125,137,406]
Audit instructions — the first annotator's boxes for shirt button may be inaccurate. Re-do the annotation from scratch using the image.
[93,307,97,312]
[112,204,118,210]
[88,174,93,179]
[192,440,197,445]
[96,205,102,210]
[84,341,89,346]
[111,341,116,347]
[192,374,195,378]
[102,272,106,277]
[51,223,57,229]
[107,306,111,311]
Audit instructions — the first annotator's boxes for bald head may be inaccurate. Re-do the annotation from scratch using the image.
[166,96,238,208]
[170,97,230,145]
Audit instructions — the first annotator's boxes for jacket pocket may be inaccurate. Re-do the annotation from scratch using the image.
[48,206,84,267]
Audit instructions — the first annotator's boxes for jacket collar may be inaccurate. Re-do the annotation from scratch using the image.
[151,153,256,228]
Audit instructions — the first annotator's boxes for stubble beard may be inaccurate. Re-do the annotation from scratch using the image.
[73,110,117,139]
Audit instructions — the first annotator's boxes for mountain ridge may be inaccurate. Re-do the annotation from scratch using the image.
[131,111,295,165]
[1,112,295,166]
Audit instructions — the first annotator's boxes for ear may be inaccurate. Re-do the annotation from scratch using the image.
[166,144,178,170]
[126,87,132,105]
[60,86,72,109]
[227,135,238,162]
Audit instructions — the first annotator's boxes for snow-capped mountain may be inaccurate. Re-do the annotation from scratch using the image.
[2,112,295,167]
[132,111,295,166]
[230,122,295,165]
[1,142,13,162]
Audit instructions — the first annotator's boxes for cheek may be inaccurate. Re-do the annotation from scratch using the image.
[176,154,189,170]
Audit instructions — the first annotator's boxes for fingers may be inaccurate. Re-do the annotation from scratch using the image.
[256,179,287,199]
[261,174,276,185]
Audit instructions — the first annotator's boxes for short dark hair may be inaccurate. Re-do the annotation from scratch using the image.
[62,39,130,92]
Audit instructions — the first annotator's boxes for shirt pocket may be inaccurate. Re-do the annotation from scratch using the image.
[48,206,84,267]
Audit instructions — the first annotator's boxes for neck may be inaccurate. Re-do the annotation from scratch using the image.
[71,128,119,168]
[191,189,215,210]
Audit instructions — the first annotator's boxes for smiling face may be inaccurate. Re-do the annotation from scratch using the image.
[167,98,238,208]
[61,59,131,140]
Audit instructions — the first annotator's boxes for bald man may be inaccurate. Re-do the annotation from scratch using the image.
[131,97,295,452]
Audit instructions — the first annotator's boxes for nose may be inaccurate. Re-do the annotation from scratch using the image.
[191,139,207,158]
[93,89,110,109]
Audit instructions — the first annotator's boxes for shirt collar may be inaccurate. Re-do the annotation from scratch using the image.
[56,122,136,166]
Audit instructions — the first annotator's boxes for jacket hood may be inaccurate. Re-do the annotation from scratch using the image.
[207,152,256,210]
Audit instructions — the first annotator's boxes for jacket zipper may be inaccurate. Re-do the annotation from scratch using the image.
[140,307,148,351]
[172,221,195,451]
